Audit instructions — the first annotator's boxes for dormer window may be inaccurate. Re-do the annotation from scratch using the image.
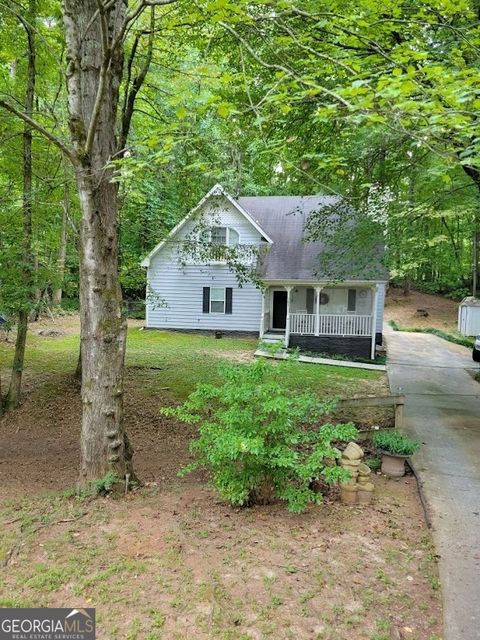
[205,226,239,247]
[211,227,227,245]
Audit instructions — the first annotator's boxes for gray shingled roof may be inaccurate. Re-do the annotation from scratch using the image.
[237,195,387,282]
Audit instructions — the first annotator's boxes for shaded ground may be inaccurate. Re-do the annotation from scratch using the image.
[0,370,199,496]
[384,288,458,333]
[1,479,442,640]
[0,317,441,639]
[0,316,391,495]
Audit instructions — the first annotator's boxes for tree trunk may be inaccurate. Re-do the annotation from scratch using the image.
[31,254,42,320]
[52,179,69,306]
[74,343,82,382]
[76,170,130,483]
[63,0,135,486]
[6,0,36,411]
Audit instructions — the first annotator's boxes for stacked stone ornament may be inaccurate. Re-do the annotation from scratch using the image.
[339,442,374,505]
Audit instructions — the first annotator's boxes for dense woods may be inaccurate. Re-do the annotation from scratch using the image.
[0,0,479,479]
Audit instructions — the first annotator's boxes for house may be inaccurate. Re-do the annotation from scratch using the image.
[141,184,388,359]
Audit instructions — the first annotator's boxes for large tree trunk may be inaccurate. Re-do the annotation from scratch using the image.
[76,168,130,484]
[6,0,36,411]
[63,0,135,486]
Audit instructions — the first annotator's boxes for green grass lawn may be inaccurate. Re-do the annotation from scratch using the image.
[0,325,386,401]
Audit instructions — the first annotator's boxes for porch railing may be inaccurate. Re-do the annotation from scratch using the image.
[290,313,373,336]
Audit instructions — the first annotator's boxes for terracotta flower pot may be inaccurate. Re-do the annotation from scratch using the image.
[380,452,408,478]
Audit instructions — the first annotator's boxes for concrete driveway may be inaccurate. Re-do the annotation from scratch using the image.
[386,327,480,640]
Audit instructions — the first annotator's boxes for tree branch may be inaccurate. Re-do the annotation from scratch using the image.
[121,0,177,37]
[0,99,74,162]
[84,0,112,157]
[119,7,155,154]
[218,21,353,109]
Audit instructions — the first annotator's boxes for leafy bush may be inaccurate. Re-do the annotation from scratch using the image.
[162,360,358,512]
[256,339,286,356]
[364,456,381,471]
[444,287,470,301]
[372,431,420,456]
[420,328,474,348]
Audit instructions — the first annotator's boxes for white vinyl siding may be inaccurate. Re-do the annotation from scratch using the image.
[375,283,386,334]
[229,228,239,245]
[144,194,386,335]
[146,197,263,331]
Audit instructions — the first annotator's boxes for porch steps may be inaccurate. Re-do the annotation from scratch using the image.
[262,332,285,344]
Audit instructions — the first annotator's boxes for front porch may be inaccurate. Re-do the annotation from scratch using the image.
[260,284,381,359]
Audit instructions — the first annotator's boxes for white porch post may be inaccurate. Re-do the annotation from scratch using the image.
[314,286,323,336]
[285,286,293,347]
[259,290,266,339]
[370,284,379,360]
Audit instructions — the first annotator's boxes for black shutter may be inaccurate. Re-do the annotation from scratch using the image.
[347,289,357,312]
[225,287,233,314]
[306,288,314,314]
[202,287,210,313]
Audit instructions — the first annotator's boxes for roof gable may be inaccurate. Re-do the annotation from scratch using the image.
[140,184,273,267]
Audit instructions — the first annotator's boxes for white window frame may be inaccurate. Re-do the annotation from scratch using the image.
[211,226,227,246]
[204,226,240,247]
[210,286,226,314]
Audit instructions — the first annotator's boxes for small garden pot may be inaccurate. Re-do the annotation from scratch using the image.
[357,482,374,504]
[380,452,408,478]
[339,483,357,505]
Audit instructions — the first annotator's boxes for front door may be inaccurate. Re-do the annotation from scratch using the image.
[272,290,287,329]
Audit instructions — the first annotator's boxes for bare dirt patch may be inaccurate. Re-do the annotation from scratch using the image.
[1,478,442,640]
[385,287,459,332]
[0,370,198,497]
[201,347,255,363]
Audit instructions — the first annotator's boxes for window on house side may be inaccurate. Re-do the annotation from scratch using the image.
[211,227,227,245]
[229,228,239,246]
[347,289,357,312]
[207,226,239,246]
[210,287,225,313]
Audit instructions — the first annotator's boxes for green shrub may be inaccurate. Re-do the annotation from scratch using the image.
[162,360,358,513]
[372,431,420,456]
[364,456,381,471]
[91,471,119,496]
[388,319,400,331]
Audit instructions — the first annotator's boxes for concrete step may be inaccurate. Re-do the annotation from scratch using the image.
[262,333,285,342]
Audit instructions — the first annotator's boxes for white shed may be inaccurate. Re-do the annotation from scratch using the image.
[458,297,480,336]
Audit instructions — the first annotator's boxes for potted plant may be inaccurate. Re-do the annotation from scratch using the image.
[372,431,420,478]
